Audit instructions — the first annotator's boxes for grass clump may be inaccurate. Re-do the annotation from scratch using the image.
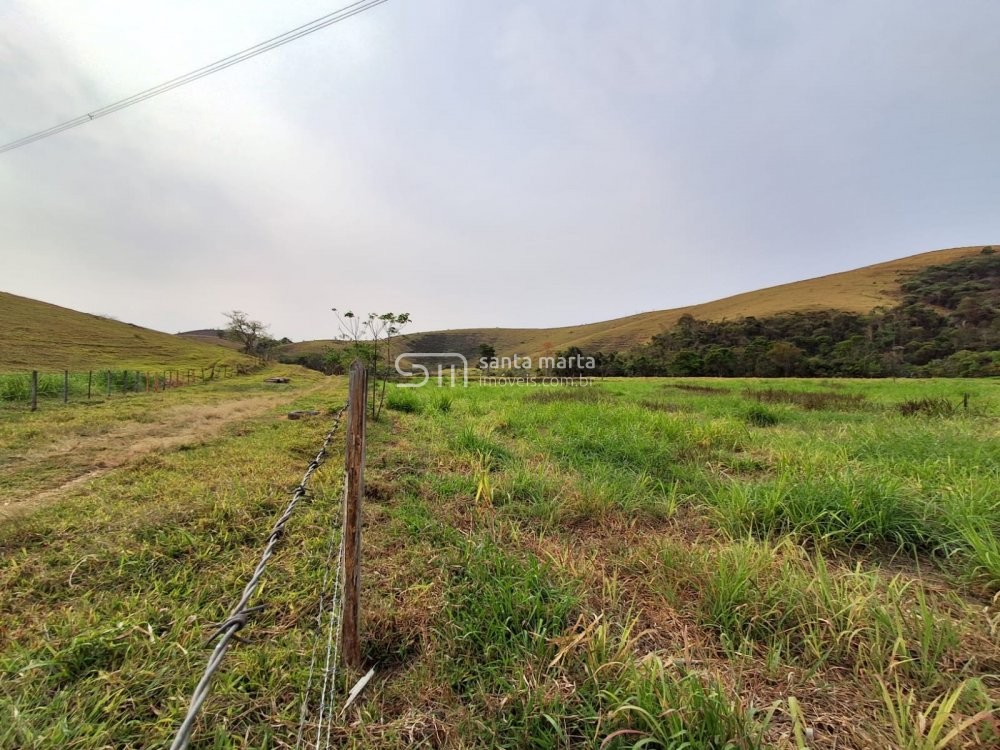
[675,541,963,686]
[590,655,767,749]
[898,398,957,417]
[743,403,779,427]
[711,473,931,550]
[746,387,867,411]
[526,387,609,404]
[385,388,422,413]
[432,390,454,413]
[880,678,997,749]
[451,426,512,465]
[442,536,578,695]
[667,382,728,394]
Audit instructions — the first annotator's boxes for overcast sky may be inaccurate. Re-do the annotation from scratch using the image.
[2,1,999,340]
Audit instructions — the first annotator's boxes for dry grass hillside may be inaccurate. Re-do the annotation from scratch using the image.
[282,245,986,360]
[0,292,252,371]
[177,329,245,351]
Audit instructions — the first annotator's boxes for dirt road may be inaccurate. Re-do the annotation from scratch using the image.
[0,381,324,519]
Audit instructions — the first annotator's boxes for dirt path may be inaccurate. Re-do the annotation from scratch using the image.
[0,387,321,519]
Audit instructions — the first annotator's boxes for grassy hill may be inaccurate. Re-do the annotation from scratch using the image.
[0,292,253,371]
[177,329,245,351]
[282,245,988,360]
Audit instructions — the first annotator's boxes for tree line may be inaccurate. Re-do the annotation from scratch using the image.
[550,249,1000,378]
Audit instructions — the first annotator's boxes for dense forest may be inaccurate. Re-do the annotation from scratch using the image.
[557,249,1000,377]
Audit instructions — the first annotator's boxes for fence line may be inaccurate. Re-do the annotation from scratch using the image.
[169,364,367,750]
[0,363,258,411]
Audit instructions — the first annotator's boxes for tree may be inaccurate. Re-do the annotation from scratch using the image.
[223,310,269,357]
[332,309,411,420]
[478,343,496,371]
[955,296,989,326]
[703,346,737,376]
[768,341,804,376]
[669,349,703,376]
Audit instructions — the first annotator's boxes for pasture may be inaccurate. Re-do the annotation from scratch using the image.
[0,374,997,748]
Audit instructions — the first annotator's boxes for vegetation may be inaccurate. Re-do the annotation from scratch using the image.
[222,309,281,360]
[277,246,988,365]
[331,309,411,419]
[548,252,1000,378]
[0,292,251,371]
[1,374,997,748]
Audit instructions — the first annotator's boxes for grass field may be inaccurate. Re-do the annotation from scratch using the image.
[1,374,997,748]
[0,291,251,371]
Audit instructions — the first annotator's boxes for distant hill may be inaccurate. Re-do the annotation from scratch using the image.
[177,329,245,351]
[0,293,253,371]
[281,245,988,361]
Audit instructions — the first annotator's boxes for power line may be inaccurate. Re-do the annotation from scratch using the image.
[0,0,389,155]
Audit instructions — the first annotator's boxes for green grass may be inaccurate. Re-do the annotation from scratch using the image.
[1,375,997,748]
[0,291,251,371]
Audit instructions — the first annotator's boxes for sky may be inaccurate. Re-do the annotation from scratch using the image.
[2,0,999,341]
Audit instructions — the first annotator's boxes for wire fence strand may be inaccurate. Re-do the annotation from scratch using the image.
[296,472,348,749]
[169,403,348,750]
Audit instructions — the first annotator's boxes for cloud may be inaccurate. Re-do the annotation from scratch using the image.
[1,0,998,341]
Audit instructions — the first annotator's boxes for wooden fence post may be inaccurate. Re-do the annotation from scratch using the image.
[107,371,112,397]
[30,370,38,412]
[63,370,69,403]
[342,359,368,670]
[88,370,93,400]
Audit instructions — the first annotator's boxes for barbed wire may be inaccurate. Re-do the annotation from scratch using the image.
[296,471,347,749]
[169,403,349,750]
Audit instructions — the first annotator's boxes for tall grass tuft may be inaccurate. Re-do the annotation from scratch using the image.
[710,472,931,550]
[879,678,997,749]
[443,537,578,694]
[897,398,957,417]
[743,404,780,427]
[385,388,422,413]
[746,387,867,411]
